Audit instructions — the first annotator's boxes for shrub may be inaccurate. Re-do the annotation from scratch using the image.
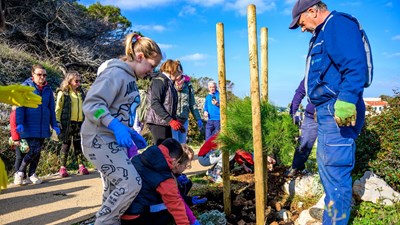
[355,92,400,191]
[217,98,298,166]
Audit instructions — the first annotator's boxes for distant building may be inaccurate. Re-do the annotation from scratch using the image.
[364,98,388,115]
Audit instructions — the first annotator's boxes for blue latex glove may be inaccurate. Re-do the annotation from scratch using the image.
[53,126,60,135]
[192,196,207,205]
[16,124,24,133]
[177,174,190,186]
[192,219,201,225]
[131,130,147,149]
[108,118,135,148]
[197,119,203,130]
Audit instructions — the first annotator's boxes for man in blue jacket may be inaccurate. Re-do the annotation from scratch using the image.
[289,0,371,224]
[286,78,317,177]
[203,81,220,141]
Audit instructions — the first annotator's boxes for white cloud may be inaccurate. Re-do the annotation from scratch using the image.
[157,43,174,50]
[179,5,197,17]
[179,53,208,61]
[392,35,400,41]
[188,0,225,7]
[132,24,166,32]
[383,52,400,58]
[339,2,362,7]
[225,0,277,16]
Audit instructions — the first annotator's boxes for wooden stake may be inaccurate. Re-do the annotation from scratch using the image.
[216,22,231,216]
[260,27,269,205]
[260,27,269,102]
[247,4,266,225]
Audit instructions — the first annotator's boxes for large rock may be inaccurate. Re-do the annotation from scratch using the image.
[283,174,324,197]
[353,171,400,205]
[295,209,322,225]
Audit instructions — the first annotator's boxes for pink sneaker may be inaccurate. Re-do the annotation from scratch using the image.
[78,165,89,175]
[59,167,69,177]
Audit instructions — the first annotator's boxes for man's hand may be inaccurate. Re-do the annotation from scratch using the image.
[0,85,42,108]
[203,111,209,118]
[334,100,357,126]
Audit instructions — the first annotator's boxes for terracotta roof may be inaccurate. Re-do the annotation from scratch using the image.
[364,101,388,107]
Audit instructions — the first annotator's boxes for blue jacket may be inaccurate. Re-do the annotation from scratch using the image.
[125,145,173,215]
[290,79,315,119]
[306,11,367,106]
[16,78,58,138]
[203,91,220,121]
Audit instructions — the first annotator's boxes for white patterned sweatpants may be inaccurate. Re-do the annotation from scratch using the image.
[81,135,142,225]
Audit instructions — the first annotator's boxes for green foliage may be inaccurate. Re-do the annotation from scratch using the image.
[86,2,131,30]
[355,92,400,191]
[217,98,298,166]
[350,201,400,225]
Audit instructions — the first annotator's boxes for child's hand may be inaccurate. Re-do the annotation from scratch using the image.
[177,174,190,185]
[192,196,207,205]
[192,220,201,225]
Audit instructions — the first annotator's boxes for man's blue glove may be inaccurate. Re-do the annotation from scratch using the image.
[16,124,24,133]
[177,174,190,186]
[197,119,203,130]
[131,130,147,149]
[192,220,201,225]
[108,118,135,148]
[53,126,60,135]
[192,196,207,205]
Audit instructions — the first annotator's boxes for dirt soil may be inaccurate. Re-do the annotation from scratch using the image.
[192,166,303,225]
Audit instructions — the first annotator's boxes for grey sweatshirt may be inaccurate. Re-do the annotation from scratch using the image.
[81,59,140,145]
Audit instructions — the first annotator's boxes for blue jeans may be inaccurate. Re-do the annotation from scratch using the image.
[171,120,189,143]
[205,120,220,141]
[292,116,318,170]
[316,98,365,225]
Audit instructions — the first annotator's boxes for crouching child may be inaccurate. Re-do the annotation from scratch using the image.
[121,138,200,225]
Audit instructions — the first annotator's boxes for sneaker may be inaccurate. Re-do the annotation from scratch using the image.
[59,167,69,177]
[29,174,42,184]
[78,165,89,175]
[13,172,23,185]
[284,167,299,177]
[309,207,324,221]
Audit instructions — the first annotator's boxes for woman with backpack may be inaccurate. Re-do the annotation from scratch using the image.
[145,59,184,145]
[172,62,202,144]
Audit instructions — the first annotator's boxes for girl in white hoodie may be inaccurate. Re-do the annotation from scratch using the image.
[81,33,162,225]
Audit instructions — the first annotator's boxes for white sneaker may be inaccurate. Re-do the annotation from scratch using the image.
[29,174,42,184]
[23,178,33,185]
[14,172,23,185]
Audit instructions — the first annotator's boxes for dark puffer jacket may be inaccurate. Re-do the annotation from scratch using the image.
[16,78,58,138]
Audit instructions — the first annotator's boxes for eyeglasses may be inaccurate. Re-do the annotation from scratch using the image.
[34,73,47,77]
[74,80,81,83]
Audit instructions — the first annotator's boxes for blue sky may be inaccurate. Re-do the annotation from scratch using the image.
[80,0,400,107]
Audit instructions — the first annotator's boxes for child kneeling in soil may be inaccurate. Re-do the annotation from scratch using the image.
[121,138,200,225]
[176,144,207,206]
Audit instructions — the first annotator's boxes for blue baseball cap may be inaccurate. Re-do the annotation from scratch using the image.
[289,0,321,29]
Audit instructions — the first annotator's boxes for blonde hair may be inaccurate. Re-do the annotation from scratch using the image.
[59,71,81,92]
[123,33,162,62]
[182,144,194,161]
[160,59,182,77]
